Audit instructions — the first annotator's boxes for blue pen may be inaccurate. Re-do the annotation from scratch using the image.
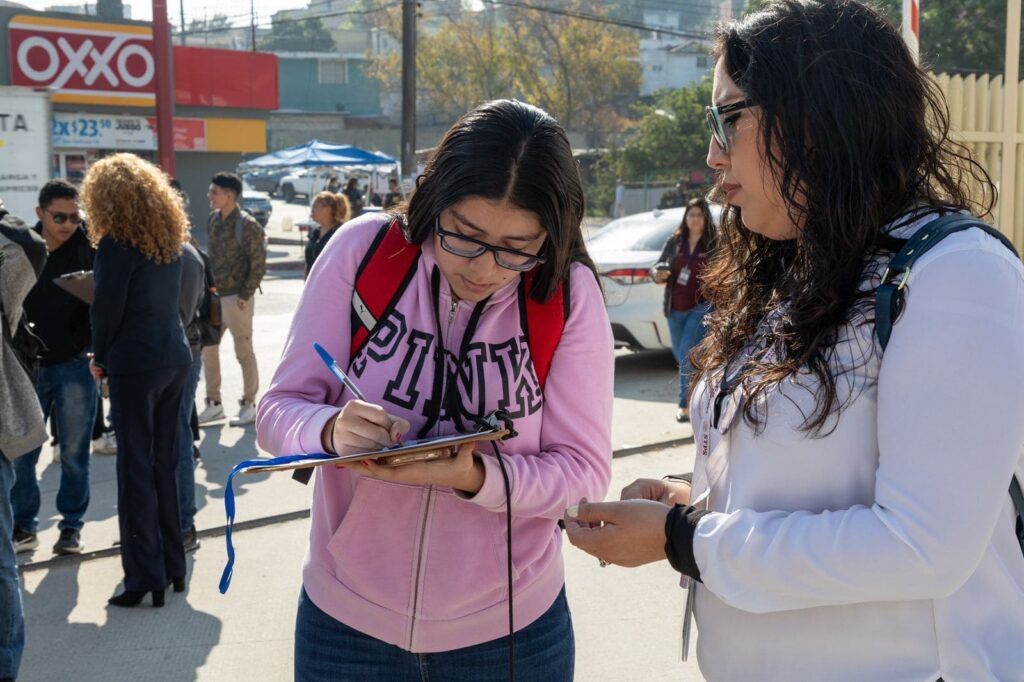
[313,343,367,401]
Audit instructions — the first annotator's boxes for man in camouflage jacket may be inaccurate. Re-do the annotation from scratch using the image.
[198,172,266,427]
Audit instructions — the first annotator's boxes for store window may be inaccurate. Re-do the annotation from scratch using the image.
[319,60,348,85]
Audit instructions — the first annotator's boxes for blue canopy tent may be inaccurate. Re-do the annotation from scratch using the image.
[241,140,396,168]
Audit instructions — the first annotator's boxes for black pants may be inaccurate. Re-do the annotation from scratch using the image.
[109,365,190,592]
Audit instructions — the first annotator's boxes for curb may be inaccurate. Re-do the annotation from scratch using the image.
[17,436,693,574]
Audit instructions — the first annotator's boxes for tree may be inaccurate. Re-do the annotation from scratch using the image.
[364,1,640,135]
[258,17,336,52]
[186,13,232,35]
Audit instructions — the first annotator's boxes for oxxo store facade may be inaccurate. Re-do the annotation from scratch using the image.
[0,9,279,231]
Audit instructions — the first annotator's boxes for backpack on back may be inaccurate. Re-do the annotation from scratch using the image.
[875,213,1024,558]
[293,218,569,485]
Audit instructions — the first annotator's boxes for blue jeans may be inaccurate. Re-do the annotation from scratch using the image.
[12,357,98,533]
[295,586,575,682]
[0,457,24,679]
[668,303,711,408]
[176,353,202,532]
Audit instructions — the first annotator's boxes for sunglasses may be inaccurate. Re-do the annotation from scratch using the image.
[705,99,755,155]
[434,218,546,272]
[45,209,83,225]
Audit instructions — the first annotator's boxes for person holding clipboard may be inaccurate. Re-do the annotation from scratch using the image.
[257,99,614,681]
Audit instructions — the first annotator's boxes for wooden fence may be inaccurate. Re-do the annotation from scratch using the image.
[934,71,1024,252]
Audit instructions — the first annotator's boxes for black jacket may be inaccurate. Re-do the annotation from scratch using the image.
[178,243,205,354]
[22,223,94,366]
[91,237,191,375]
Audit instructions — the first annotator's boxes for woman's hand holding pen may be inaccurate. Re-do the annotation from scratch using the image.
[321,400,410,457]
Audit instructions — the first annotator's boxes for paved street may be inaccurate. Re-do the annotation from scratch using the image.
[16,212,705,681]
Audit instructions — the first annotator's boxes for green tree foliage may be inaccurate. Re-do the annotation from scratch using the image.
[258,17,336,52]
[744,0,1021,74]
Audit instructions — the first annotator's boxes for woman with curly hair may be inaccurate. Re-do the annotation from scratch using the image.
[566,1,1024,679]
[304,190,351,277]
[84,153,193,608]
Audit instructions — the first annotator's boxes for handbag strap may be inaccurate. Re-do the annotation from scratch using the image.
[875,213,1024,557]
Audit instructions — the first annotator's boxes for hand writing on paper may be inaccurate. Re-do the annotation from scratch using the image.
[321,400,410,458]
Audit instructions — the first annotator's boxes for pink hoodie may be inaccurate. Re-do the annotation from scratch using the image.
[257,213,614,652]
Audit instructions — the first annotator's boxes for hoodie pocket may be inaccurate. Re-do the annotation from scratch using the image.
[324,475,425,614]
[418,489,519,620]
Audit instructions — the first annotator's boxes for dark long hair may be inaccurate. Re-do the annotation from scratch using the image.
[673,196,715,253]
[694,0,995,433]
[403,99,595,302]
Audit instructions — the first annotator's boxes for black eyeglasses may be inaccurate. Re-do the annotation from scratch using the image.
[45,209,83,225]
[434,217,546,272]
[705,99,754,155]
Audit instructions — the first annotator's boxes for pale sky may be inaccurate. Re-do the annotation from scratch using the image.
[11,0,313,26]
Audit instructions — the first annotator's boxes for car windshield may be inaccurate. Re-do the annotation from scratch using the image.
[588,212,682,252]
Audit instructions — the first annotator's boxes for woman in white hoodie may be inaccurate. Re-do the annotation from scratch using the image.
[565,2,1024,680]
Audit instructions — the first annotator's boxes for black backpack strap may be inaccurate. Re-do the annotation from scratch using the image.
[875,214,1019,351]
[875,213,1024,557]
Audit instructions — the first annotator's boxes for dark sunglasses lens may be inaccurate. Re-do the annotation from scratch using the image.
[707,109,727,153]
[51,212,82,225]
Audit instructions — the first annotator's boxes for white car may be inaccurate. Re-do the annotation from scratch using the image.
[587,205,721,351]
[277,168,334,203]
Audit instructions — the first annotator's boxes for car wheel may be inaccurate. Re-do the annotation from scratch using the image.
[282,185,295,203]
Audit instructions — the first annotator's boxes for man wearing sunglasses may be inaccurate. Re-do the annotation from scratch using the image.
[11,180,98,557]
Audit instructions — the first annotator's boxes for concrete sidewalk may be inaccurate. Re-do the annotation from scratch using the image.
[19,445,704,682]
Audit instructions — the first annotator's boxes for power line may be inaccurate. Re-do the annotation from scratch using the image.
[177,1,402,35]
[480,0,710,39]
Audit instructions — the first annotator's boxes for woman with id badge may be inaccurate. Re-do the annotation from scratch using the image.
[565,1,1024,680]
[652,197,714,423]
[258,100,613,681]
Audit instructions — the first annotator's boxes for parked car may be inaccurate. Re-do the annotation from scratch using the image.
[587,204,721,351]
[240,181,273,227]
[277,168,335,203]
[243,168,292,196]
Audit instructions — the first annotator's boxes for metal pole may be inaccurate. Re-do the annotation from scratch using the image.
[152,0,176,176]
[179,0,186,45]
[251,0,257,52]
[902,0,920,62]
[400,0,417,181]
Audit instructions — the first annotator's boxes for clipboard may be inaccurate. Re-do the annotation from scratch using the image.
[53,270,94,305]
[241,425,511,475]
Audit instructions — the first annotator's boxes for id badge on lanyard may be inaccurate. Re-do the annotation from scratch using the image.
[680,371,745,662]
[676,266,692,286]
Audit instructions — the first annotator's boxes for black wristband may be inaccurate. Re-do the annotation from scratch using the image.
[664,504,711,581]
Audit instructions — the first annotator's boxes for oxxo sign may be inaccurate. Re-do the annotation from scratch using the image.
[8,15,156,107]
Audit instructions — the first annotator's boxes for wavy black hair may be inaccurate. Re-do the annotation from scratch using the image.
[693,0,995,432]
[402,99,594,302]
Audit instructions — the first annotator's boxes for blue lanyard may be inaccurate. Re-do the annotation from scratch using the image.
[218,453,337,594]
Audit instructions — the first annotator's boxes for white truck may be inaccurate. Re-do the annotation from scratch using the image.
[0,87,51,222]
[277,167,334,203]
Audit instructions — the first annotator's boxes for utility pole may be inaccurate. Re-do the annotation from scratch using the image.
[250,0,257,52]
[401,0,417,181]
[152,0,176,176]
[179,0,186,45]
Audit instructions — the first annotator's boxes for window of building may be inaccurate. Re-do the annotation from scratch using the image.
[319,59,348,85]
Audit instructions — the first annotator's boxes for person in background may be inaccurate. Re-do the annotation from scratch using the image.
[0,198,47,682]
[614,178,626,217]
[198,172,266,427]
[382,177,402,209]
[11,180,97,556]
[565,2,1024,679]
[85,153,192,608]
[652,197,714,423]
[177,237,205,553]
[341,177,364,217]
[326,176,341,194]
[304,191,350,278]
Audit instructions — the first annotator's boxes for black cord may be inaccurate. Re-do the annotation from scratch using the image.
[489,439,515,682]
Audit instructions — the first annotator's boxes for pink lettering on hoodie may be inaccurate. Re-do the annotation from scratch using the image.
[257,213,614,652]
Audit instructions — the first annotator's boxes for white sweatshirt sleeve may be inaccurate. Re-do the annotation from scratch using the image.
[692,240,1024,614]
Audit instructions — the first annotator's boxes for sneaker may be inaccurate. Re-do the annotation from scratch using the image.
[51,442,61,463]
[197,400,225,425]
[53,528,83,555]
[92,431,117,455]
[12,530,38,553]
[182,526,200,553]
[229,400,257,427]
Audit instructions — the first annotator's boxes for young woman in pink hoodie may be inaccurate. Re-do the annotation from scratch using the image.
[257,99,614,680]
